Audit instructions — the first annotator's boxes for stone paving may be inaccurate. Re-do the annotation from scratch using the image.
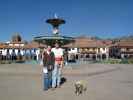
[0,63,133,100]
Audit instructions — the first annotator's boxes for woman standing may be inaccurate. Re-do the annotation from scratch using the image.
[42,46,55,91]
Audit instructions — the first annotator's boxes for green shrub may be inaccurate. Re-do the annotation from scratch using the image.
[128,59,133,64]
[100,59,121,64]
[120,59,128,64]
[0,60,12,64]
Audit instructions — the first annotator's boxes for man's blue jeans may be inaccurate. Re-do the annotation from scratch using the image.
[52,64,61,88]
[43,71,52,90]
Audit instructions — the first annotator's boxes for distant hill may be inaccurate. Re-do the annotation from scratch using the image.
[120,35,133,40]
[75,35,102,40]
[113,35,133,41]
[74,34,133,41]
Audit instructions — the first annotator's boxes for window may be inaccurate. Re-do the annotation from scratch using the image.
[126,48,129,51]
[98,48,100,52]
[72,48,75,50]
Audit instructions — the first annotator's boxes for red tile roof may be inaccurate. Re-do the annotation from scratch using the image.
[24,41,46,49]
[0,43,6,48]
[113,40,133,48]
[64,38,112,48]
[0,41,46,49]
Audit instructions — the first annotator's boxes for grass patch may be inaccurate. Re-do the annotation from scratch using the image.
[99,58,133,64]
[0,60,12,64]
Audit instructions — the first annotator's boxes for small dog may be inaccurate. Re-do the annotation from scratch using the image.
[74,80,87,96]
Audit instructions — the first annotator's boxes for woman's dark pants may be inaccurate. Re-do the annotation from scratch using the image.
[43,71,52,91]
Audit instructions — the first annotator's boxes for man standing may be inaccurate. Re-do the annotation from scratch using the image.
[51,42,64,89]
[42,46,55,91]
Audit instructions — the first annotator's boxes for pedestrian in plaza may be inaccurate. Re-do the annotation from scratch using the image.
[42,45,55,91]
[51,42,64,89]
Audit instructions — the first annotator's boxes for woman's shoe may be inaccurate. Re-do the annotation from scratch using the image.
[51,87,56,91]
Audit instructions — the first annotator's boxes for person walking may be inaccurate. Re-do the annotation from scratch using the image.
[51,42,64,89]
[42,46,55,91]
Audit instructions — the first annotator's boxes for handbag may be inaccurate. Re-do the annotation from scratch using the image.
[40,60,43,66]
[47,65,54,71]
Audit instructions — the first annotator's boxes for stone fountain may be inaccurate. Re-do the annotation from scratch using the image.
[34,14,74,46]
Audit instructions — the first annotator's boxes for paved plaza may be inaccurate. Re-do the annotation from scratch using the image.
[0,63,133,100]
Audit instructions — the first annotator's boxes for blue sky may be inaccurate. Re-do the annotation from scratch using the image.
[0,0,133,42]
